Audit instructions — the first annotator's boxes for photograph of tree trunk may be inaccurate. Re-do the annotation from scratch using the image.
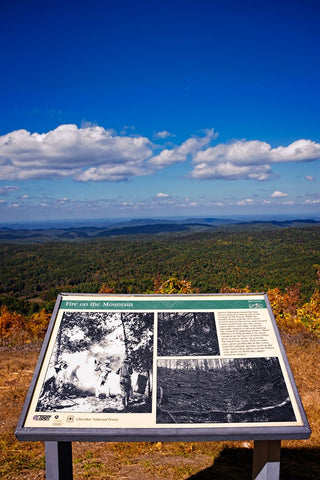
[156,357,296,424]
[157,312,220,356]
[36,311,154,413]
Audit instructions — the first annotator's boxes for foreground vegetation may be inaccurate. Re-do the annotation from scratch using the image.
[0,224,319,478]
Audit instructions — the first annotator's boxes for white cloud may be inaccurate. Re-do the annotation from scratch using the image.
[156,193,170,198]
[270,191,288,198]
[305,175,315,181]
[149,129,216,168]
[270,139,320,162]
[0,124,153,182]
[154,130,175,139]
[237,198,254,205]
[191,139,320,181]
[304,197,320,204]
[192,161,271,181]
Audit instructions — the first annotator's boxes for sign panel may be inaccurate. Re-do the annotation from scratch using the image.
[16,293,310,441]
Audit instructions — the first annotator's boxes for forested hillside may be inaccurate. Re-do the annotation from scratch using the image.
[1,225,319,313]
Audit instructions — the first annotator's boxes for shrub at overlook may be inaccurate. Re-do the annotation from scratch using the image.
[1,273,320,346]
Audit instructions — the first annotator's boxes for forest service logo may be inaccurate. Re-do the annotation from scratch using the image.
[248,300,264,309]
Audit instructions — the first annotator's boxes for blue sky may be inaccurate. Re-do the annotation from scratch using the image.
[1,0,319,223]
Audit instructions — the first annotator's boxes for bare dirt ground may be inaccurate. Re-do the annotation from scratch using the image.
[1,336,319,479]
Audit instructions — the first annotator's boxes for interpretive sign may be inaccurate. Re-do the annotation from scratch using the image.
[16,293,310,442]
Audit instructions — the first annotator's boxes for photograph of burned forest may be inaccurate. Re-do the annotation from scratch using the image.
[156,357,296,424]
[157,312,219,356]
[36,311,154,413]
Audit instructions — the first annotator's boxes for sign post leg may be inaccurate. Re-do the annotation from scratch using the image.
[45,441,73,480]
[252,440,281,480]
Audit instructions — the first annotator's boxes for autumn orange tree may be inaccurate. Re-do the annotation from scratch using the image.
[98,284,116,294]
[267,270,320,336]
[297,289,320,334]
[153,275,194,294]
[0,305,50,345]
[27,309,51,340]
[0,305,26,339]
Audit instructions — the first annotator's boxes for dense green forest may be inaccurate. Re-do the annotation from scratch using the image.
[0,225,319,314]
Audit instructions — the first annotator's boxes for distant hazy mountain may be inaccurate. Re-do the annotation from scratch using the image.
[0,217,318,243]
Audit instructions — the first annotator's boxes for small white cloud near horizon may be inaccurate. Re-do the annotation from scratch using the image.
[270,191,288,198]
[2,189,320,220]
[305,175,315,181]
[237,198,254,205]
[156,193,170,198]
[303,196,320,205]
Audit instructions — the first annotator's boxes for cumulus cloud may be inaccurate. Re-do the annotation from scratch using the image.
[149,129,216,168]
[270,191,288,198]
[0,124,153,182]
[191,139,320,181]
[269,139,320,162]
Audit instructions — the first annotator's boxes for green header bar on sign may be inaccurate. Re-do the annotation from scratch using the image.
[60,299,266,310]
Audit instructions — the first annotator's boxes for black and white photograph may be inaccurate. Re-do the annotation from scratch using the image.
[156,357,296,424]
[157,312,220,356]
[36,311,154,413]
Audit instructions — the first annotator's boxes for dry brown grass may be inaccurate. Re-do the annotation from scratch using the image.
[1,335,319,479]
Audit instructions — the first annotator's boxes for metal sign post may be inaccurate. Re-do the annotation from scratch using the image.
[252,440,281,480]
[45,442,73,480]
